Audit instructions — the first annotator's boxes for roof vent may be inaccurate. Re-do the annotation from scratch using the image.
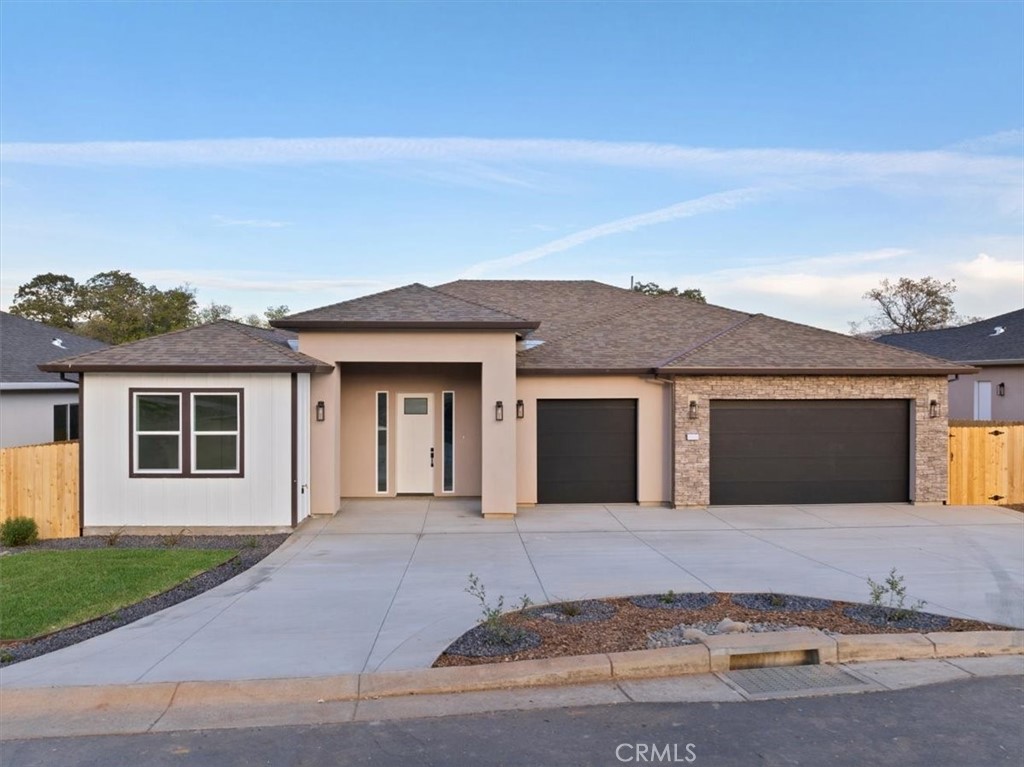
[287,339,300,351]
[989,326,1005,337]
[51,338,68,349]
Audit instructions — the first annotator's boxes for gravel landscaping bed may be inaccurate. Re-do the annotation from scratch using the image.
[730,592,833,612]
[843,604,953,632]
[444,625,542,657]
[434,592,1005,667]
[629,592,717,610]
[0,534,288,666]
[525,599,617,624]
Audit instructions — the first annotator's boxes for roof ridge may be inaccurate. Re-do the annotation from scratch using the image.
[44,320,211,366]
[658,313,759,367]
[220,320,327,365]
[280,282,421,321]
[520,292,658,351]
[428,283,534,323]
[876,307,1024,341]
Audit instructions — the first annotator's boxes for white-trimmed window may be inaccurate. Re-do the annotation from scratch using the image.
[131,389,243,478]
[192,393,240,473]
[133,392,182,474]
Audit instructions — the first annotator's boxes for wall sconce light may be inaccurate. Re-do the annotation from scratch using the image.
[516,400,525,419]
[495,401,504,421]
[688,399,698,420]
[928,399,939,418]
[315,401,325,422]
[997,382,1006,397]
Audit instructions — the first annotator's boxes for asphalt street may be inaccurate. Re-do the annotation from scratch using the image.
[3,675,1022,767]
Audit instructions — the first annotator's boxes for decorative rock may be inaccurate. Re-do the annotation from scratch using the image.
[717,618,749,634]
[682,628,708,642]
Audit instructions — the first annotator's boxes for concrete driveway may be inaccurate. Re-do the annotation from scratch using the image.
[2,500,1022,689]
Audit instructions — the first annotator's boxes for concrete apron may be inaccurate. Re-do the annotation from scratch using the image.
[1,500,1023,691]
[2,630,1021,740]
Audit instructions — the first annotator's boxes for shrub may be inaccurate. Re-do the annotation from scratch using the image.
[867,567,925,621]
[465,573,532,645]
[0,517,39,547]
[104,527,126,547]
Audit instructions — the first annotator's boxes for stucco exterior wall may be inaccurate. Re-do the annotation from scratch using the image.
[948,366,1024,421]
[0,389,78,448]
[515,375,672,505]
[297,330,517,517]
[82,372,295,529]
[673,376,950,507]
[338,363,482,497]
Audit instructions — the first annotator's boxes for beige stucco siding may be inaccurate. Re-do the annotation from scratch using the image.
[82,372,294,529]
[673,375,950,507]
[515,375,673,505]
[338,363,482,497]
[298,330,518,516]
[948,366,1023,421]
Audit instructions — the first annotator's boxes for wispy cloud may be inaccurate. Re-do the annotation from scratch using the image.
[138,269,382,293]
[211,214,291,229]
[947,129,1024,154]
[463,188,765,277]
[0,135,1016,183]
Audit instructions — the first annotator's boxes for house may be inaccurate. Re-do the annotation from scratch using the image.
[40,281,972,533]
[0,312,108,448]
[876,309,1024,421]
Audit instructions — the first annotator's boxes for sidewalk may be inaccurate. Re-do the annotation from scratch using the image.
[2,655,1021,740]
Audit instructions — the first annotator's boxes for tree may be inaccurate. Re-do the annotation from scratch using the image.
[196,302,290,328]
[8,273,81,329]
[858,276,962,334]
[9,270,198,344]
[631,281,707,303]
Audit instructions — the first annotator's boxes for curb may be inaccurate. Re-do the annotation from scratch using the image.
[1,629,1021,738]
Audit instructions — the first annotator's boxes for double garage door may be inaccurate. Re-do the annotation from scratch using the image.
[536,398,910,505]
[710,400,910,505]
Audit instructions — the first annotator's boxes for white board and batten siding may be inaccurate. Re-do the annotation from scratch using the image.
[84,372,303,529]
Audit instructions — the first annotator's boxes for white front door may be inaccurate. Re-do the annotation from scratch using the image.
[974,381,993,420]
[396,393,434,493]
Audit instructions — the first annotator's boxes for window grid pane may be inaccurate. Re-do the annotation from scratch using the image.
[137,395,180,432]
[138,434,180,471]
[194,394,238,432]
[53,405,68,442]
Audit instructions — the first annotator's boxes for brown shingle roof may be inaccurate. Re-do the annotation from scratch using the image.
[660,314,970,373]
[38,321,333,374]
[272,283,538,330]
[434,280,650,342]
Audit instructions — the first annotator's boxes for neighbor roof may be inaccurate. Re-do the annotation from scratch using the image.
[39,321,333,374]
[875,309,1024,365]
[272,283,539,331]
[1,312,109,387]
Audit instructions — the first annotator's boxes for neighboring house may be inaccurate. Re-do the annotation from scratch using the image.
[0,312,108,448]
[41,281,971,532]
[876,309,1024,422]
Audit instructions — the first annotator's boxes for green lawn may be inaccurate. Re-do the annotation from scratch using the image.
[0,549,236,640]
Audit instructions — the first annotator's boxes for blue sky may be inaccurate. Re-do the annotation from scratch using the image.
[1,1,1022,331]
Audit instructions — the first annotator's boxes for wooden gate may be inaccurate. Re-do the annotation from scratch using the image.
[948,424,1024,505]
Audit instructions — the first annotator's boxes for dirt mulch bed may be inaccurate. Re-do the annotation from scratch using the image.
[0,534,288,666]
[433,593,1006,668]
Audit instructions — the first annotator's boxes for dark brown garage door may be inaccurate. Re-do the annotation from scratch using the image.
[710,400,910,505]
[537,399,637,503]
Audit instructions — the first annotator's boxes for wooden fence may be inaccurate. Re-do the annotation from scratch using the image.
[0,441,80,539]
[948,424,1024,506]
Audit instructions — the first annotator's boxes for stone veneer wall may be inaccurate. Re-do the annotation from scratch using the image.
[673,376,950,507]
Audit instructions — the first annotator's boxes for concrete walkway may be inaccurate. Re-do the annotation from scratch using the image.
[2,500,1021,689]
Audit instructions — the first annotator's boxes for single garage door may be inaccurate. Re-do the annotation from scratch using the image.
[537,399,637,503]
[710,400,910,505]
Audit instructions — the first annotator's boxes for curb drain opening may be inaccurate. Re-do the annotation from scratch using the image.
[728,649,819,671]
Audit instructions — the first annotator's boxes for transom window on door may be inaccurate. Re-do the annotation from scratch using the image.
[131,389,243,477]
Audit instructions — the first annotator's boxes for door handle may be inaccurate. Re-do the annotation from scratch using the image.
[430,447,435,468]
